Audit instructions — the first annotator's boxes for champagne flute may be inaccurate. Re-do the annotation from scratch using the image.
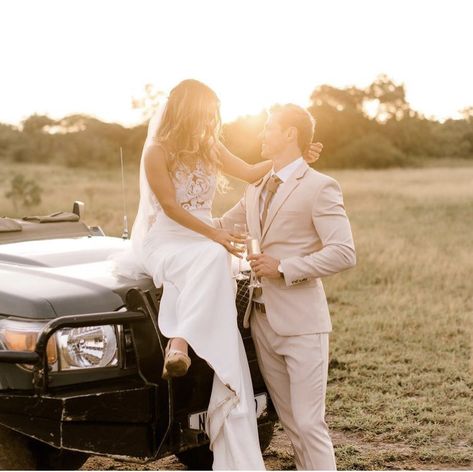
[247,237,263,288]
[233,223,249,281]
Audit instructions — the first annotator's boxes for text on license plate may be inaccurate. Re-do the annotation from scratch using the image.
[189,393,267,431]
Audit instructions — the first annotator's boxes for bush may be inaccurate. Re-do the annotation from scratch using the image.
[330,133,408,169]
[4,174,43,213]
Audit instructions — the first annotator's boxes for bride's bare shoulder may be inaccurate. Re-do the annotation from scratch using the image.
[144,142,170,163]
[146,140,167,153]
[144,143,173,178]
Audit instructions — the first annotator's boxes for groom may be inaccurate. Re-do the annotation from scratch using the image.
[215,104,355,470]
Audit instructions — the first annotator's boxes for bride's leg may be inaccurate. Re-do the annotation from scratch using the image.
[160,242,234,382]
[170,337,189,355]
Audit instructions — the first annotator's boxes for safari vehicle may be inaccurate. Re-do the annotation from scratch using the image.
[0,202,276,470]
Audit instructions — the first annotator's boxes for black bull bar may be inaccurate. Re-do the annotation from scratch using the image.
[0,288,188,459]
[0,283,272,460]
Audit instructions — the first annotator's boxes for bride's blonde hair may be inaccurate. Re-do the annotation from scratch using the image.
[155,79,222,174]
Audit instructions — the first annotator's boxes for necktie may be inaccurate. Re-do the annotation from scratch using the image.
[261,175,282,229]
[253,175,282,300]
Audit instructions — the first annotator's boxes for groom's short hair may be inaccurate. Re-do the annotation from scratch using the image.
[270,104,315,154]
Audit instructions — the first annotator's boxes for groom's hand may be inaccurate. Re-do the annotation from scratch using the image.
[247,254,280,279]
[304,142,323,163]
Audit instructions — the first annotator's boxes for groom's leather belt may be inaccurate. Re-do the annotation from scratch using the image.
[253,301,266,314]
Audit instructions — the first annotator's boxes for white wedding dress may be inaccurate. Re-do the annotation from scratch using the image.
[142,159,264,469]
[111,103,265,469]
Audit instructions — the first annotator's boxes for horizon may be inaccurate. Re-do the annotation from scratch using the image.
[1,0,472,128]
[1,72,471,130]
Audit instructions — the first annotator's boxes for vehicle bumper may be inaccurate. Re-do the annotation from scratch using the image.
[0,379,159,459]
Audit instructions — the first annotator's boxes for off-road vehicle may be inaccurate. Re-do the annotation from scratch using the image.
[0,202,276,470]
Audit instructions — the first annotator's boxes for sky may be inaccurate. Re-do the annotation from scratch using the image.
[0,0,472,127]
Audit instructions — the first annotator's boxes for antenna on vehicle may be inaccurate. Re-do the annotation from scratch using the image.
[120,147,129,240]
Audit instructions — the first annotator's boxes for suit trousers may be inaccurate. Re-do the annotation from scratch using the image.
[250,305,336,470]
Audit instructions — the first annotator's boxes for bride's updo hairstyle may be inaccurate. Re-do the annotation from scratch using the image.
[155,79,222,174]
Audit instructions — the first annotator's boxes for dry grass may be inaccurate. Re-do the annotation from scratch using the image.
[323,166,473,469]
[1,162,472,469]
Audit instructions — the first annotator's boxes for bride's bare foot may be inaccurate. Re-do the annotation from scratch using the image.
[162,338,191,380]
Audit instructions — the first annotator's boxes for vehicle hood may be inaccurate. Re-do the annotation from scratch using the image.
[0,237,154,319]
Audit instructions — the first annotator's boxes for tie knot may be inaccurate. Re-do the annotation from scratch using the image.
[267,175,282,194]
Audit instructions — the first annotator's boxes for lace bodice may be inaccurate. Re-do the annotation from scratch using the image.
[151,159,216,213]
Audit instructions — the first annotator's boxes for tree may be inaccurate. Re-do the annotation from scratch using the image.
[310,85,365,113]
[308,84,374,161]
[22,114,56,134]
[331,133,408,169]
[366,74,412,122]
[460,106,473,122]
[5,174,43,214]
[1,75,471,170]
[0,124,21,160]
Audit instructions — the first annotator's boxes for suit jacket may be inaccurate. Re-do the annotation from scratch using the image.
[216,161,356,336]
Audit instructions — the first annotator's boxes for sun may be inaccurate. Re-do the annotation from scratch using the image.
[219,91,269,124]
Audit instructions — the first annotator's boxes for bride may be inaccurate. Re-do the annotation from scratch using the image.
[114,79,321,469]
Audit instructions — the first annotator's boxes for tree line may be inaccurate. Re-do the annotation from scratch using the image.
[1,75,472,170]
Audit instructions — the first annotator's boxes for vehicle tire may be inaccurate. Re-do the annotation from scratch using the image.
[176,420,275,470]
[176,445,213,471]
[257,420,275,452]
[0,425,88,470]
[28,440,89,470]
[0,425,36,470]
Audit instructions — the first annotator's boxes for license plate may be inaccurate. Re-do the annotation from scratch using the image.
[189,393,268,431]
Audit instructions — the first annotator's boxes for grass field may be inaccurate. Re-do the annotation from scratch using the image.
[1,161,472,469]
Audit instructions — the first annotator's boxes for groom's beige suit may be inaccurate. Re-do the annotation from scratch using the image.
[216,159,355,470]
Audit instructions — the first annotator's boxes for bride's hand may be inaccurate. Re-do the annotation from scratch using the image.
[210,229,246,258]
[304,142,323,163]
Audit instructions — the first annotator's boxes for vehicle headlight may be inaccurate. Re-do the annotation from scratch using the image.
[0,319,120,371]
[57,325,118,370]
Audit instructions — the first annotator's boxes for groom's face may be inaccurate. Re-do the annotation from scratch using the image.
[261,113,287,160]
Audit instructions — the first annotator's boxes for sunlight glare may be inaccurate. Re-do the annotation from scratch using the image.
[0,0,472,126]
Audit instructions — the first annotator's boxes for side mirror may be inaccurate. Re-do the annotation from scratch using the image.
[72,201,85,220]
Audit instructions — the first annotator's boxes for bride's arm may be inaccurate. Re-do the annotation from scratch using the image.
[144,144,244,257]
[217,142,272,183]
[217,141,323,183]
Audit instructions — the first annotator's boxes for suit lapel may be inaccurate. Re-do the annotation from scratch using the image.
[261,161,309,241]
[248,172,271,240]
